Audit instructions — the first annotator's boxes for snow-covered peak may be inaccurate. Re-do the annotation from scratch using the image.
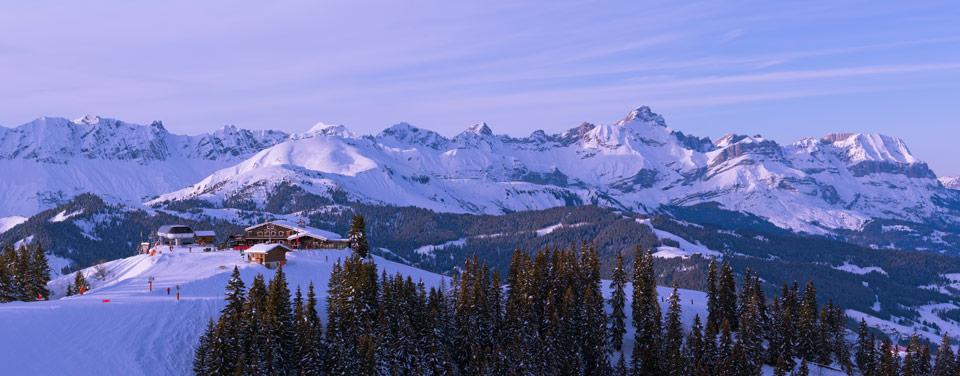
[462,122,494,136]
[74,114,102,125]
[305,122,352,138]
[940,176,960,190]
[822,133,918,164]
[0,115,288,164]
[378,122,448,149]
[617,106,667,127]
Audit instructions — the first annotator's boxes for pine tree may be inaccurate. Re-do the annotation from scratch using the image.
[326,254,379,376]
[663,285,686,376]
[242,274,270,375]
[774,356,790,376]
[266,267,295,375]
[795,359,809,376]
[348,215,370,258]
[879,339,900,376]
[737,271,764,375]
[424,285,455,375]
[580,245,609,376]
[718,261,737,332]
[856,319,877,374]
[30,245,51,300]
[73,270,89,295]
[768,285,796,368]
[933,335,955,376]
[14,246,32,300]
[631,249,660,375]
[609,251,628,354]
[194,319,215,375]
[299,282,325,375]
[796,281,819,361]
[0,252,14,302]
[614,354,628,376]
[715,320,734,376]
[706,260,720,336]
[503,249,533,375]
[216,266,245,368]
[684,315,707,376]
[903,334,931,376]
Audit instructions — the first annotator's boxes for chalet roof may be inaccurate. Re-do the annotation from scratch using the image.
[245,220,345,241]
[157,225,193,234]
[194,230,216,237]
[245,243,291,254]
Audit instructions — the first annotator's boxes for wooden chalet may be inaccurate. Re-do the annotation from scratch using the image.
[235,220,349,250]
[245,243,290,268]
[194,230,216,246]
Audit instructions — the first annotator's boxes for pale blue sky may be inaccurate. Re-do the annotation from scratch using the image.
[1,1,959,173]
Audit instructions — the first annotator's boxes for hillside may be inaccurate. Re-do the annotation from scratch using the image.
[7,195,960,346]
[0,249,777,375]
[0,250,446,375]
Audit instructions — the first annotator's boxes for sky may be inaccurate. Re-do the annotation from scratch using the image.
[1,1,959,173]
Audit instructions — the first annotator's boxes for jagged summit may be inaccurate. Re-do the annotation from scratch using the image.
[4,105,956,237]
[305,122,351,137]
[74,114,102,125]
[617,105,667,127]
[821,132,917,164]
[462,121,494,136]
[151,104,958,236]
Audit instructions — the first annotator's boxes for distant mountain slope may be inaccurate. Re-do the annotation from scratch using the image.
[151,106,960,236]
[941,176,960,190]
[6,193,960,351]
[0,115,288,217]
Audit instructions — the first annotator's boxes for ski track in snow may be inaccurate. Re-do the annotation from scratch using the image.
[0,250,447,375]
[0,249,723,375]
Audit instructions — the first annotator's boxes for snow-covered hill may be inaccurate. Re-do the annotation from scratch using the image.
[0,116,288,217]
[151,106,959,235]
[0,247,852,376]
[0,250,444,375]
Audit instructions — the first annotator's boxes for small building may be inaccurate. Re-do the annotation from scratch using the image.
[245,243,290,268]
[238,220,349,250]
[194,230,216,246]
[157,225,195,246]
[138,242,151,255]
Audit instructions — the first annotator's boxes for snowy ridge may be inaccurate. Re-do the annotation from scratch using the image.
[0,116,289,217]
[941,176,960,190]
[152,105,959,235]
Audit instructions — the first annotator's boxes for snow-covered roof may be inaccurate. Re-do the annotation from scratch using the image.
[194,230,216,237]
[245,243,291,254]
[245,220,345,241]
[157,225,194,238]
[158,225,193,234]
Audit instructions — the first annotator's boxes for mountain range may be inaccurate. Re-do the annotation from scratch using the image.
[4,106,960,244]
[0,115,288,217]
[142,106,960,239]
[5,107,960,346]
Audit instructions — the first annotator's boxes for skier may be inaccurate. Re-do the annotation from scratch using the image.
[166,287,171,295]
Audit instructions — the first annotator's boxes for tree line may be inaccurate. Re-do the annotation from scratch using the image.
[0,244,51,302]
[194,244,958,376]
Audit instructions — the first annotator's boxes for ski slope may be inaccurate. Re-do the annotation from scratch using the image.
[0,250,445,375]
[0,249,844,375]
